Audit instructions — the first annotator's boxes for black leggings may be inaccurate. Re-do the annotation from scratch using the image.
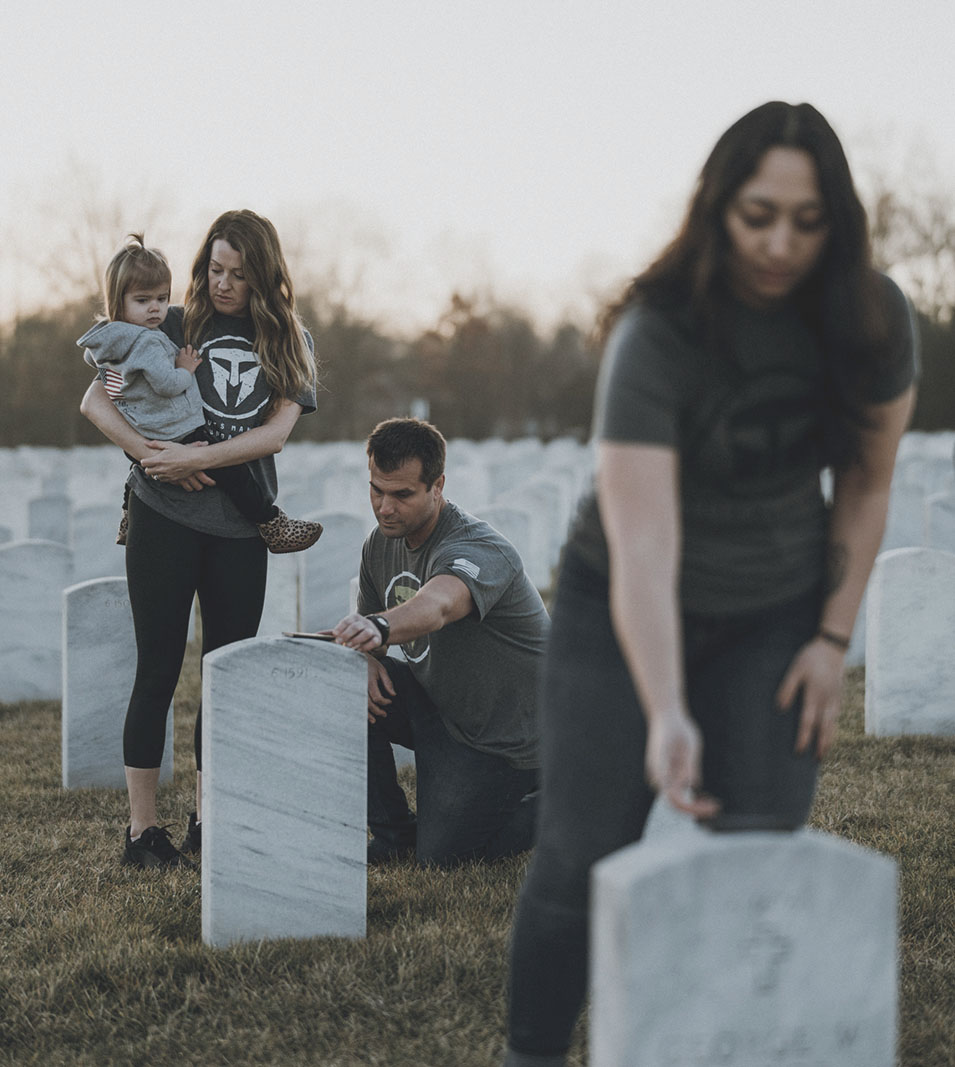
[123,492,267,769]
[506,548,821,1058]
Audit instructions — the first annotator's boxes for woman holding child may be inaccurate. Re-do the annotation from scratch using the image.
[503,102,918,1066]
[80,210,318,869]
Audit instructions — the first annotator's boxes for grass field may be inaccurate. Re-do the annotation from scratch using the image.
[0,650,952,1066]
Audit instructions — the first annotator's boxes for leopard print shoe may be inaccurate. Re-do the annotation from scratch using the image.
[257,508,324,554]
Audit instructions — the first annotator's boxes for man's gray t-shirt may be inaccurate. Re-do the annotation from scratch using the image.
[568,273,918,615]
[358,502,549,769]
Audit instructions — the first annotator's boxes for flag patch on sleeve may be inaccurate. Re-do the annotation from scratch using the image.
[451,558,481,580]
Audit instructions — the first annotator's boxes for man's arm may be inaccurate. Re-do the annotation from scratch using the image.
[331,574,475,654]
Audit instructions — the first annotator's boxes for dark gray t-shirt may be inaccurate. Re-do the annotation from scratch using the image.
[125,306,316,537]
[568,274,918,614]
[358,502,549,769]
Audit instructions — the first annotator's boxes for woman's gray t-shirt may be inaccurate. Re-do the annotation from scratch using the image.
[568,273,918,615]
[126,306,316,538]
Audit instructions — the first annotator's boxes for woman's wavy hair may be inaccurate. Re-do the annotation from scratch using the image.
[104,234,171,322]
[600,101,893,464]
[183,210,314,415]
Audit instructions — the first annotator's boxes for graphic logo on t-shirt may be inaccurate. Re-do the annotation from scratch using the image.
[197,334,271,437]
[384,570,430,663]
[691,371,820,498]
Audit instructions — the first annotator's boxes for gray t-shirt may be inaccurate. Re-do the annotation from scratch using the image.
[569,273,918,614]
[125,306,316,538]
[358,501,549,769]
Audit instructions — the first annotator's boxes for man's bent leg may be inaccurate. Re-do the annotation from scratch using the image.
[367,658,417,851]
[412,699,538,867]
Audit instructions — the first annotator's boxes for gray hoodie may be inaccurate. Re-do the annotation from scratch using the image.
[78,320,204,439]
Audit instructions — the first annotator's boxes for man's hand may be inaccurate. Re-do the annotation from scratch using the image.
[365,655,396,723]
[333,612,385,654]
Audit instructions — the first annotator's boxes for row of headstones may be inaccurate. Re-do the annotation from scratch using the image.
[7,534,955,742]
[66,615,901,1064]
[8,461,587,596]
[8,433,955,653]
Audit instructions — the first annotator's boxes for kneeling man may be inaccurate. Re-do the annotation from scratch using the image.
[331,417,549,867]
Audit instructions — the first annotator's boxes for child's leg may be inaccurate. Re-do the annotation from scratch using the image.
[208,462,277,525]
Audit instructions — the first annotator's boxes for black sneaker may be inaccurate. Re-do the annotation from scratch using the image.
[180,812,201,855]
[121,825,195,869]
[367,836,415,866]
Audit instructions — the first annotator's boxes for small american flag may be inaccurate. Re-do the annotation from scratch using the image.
[104,369,124,399]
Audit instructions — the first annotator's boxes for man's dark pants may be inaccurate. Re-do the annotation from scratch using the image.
[367,657,538,867]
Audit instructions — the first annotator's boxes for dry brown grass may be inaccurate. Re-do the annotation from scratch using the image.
[0,659,951,1066]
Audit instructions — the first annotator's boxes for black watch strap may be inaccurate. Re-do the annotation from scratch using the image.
[365,614,391,644]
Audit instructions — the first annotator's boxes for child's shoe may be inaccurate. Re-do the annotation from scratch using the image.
[116,509,129,546]
[257,508,323,554]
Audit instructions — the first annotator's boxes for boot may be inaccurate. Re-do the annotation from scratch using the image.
[257,508,323,554]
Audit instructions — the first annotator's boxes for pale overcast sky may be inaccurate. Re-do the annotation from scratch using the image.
[2,0,953,331]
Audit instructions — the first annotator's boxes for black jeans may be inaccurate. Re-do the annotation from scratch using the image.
[123,492,267,769]
[368,657,539,867]
[506,548,821,1057]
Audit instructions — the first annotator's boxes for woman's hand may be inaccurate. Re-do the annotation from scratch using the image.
[645,711,720,818]
[776,638,846,758]
[141,440,217,492]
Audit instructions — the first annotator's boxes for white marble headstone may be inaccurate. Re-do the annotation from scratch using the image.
[0,540,72,701]
[590,830,897,1067]
[257,552,301,635]
[28,493,72,546]
[300,511,371,631]
[70,503,126,583]
[62,578,173,787]
[475,504,550,590]
[865,546,955,736]
[201,634,367,946]
[924,490,955,554]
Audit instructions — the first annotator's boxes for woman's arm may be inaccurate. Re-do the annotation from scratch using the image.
[80,379,153,460]
[80,379,213,492]
[597,441,719,818]
[777,385,916,756]
[138,398,305,482]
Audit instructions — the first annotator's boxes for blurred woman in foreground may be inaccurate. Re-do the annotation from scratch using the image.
[503,101,917,1066]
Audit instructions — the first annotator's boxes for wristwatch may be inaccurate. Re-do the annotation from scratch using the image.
[364,614,391,645]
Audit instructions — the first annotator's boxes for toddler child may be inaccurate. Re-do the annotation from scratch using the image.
[77,234,322,553]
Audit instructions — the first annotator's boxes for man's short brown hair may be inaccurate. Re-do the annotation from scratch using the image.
[366,418,447,489]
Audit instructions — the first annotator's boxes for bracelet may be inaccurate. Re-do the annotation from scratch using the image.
[817,628,850,651]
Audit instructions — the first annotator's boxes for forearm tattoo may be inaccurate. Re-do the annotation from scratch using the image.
[826,543,848,596]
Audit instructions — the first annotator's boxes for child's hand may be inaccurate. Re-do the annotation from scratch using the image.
[176,345,202,374]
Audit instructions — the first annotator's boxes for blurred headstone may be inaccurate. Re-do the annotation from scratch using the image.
[0,540,72,701]
[865,547,955,736]
[62,577,173,787]
[590,830,897,1067]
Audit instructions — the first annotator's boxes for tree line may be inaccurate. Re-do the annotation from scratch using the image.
[2,183,953,447]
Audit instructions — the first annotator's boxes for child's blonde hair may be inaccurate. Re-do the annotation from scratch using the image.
[104,233,172,321]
